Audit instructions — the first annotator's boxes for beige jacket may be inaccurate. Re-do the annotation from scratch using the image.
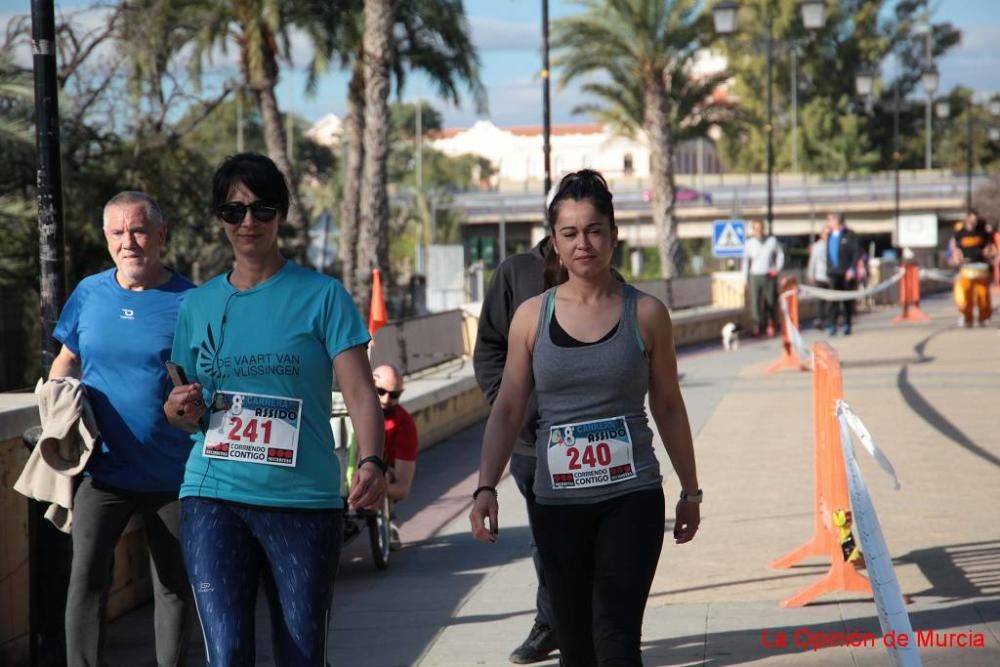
[13,378,100,533]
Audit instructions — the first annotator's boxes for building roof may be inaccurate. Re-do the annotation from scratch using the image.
[427,121,605,140]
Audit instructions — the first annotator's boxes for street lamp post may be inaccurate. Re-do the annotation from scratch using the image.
[935,94,1000,211]
[541,0,552,201]
[921,65,939,170]
[713,0,825,236]
[855,66,901,233]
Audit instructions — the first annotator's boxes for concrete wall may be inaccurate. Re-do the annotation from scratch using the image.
[0,430,30,666]
[0,398,154,667]
[407,375,490,452]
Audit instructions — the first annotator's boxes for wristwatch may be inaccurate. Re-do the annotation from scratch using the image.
[680,489,703,504]
[358,455,388,475]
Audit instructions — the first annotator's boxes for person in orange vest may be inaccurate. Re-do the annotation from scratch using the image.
[948,210,997,327]
[993,226,1000,289]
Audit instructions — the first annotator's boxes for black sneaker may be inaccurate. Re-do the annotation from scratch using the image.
[509,622,558,664]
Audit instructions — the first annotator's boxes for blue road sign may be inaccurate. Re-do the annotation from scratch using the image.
[712,219,746,258]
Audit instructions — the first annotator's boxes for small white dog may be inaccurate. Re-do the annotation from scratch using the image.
[721,321,741,351]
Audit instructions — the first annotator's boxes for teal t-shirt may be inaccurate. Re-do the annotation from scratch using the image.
[171,261,370,508]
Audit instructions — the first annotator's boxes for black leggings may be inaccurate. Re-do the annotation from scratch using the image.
[530,488,665,667]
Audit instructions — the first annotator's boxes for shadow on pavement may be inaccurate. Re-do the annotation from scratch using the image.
[897,540,1000,601]
[330,526,536,667]
[642,599,1000,666]
[896,365,1000,468]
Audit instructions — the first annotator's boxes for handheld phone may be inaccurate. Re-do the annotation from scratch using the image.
[165,361,189,387]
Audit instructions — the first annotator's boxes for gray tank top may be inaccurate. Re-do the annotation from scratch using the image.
[532,284,662,505]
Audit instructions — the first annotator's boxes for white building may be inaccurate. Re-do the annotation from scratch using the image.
[427,121,721,189]
[306,113,343,146]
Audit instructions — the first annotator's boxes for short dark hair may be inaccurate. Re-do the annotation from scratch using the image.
[211,153,290,217]
[546,169,615,231]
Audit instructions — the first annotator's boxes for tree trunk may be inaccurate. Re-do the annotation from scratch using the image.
[250,32,308,265]
[644,78,680,280]
[339,60,365,302]
[356,0,393,314]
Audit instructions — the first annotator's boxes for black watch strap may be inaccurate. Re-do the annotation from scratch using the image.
[680,488,703,504]
[358,455,388,475]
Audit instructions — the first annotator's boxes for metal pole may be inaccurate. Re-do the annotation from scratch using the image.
[791,49,798,175]
[925,95,932,170]
[924,27,932,171]
[319,209,331,270]
[32,0,66,379]
[966,103,973,210]
[499,203,507,263]
[542,0,552,201]
[32,6,69,663]
[236,88,244,152]
[766,12,774,236]
[415,98,423,192]
[894,76,901,244]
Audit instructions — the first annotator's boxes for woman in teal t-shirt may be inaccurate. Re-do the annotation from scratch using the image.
[164,153,386,665]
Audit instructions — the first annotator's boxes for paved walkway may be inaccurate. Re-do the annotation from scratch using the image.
[108,293,1000,666]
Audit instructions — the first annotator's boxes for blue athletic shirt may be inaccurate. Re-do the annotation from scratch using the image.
[54,268,196,492]
[171,260,370,509]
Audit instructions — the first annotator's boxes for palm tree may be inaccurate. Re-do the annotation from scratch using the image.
[553,0,709,279]
[356,0,393,314]
[339,0,486,311]
[125,0,345,263]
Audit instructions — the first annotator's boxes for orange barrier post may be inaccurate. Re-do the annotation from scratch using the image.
[769,342,872,607]
[891,262,930,324]
[369,268,388,337]
[766,277,808,373]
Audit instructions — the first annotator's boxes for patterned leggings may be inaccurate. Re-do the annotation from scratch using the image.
[180,497,343,666]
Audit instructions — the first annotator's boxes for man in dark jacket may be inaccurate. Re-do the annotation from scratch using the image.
[825,212,862,335]
[473,237,557,664]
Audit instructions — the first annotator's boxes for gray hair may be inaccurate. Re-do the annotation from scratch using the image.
[102,191,164,228]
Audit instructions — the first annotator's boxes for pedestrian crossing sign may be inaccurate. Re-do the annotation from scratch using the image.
[712,219,746,258]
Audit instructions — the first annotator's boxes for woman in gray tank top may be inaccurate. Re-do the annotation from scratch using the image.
[470,170,701,666]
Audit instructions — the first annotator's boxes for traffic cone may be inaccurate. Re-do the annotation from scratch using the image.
[369,268,388,337]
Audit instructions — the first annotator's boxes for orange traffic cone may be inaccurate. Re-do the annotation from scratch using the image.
[369,268,388,337]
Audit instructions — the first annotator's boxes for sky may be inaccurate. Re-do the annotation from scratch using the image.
[3,0,1000,130]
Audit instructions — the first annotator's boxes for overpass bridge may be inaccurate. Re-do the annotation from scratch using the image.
[450,171,986,248]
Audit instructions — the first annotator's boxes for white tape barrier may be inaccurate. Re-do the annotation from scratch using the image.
[836,401,919,667]
[836,401,901,490]
[797,270,904,302]
[779,291,812,365]
[918,267,958,284]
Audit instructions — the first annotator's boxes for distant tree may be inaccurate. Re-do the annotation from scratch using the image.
[553,0,710,279]
[716,0,960,174]
[930,88,1000,176]
[973,172,1000,226]
[0,55,35,286]
[392,100,444,139]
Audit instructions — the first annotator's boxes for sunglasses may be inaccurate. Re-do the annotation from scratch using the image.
[216,201,279,225]
[376,387,403,400]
